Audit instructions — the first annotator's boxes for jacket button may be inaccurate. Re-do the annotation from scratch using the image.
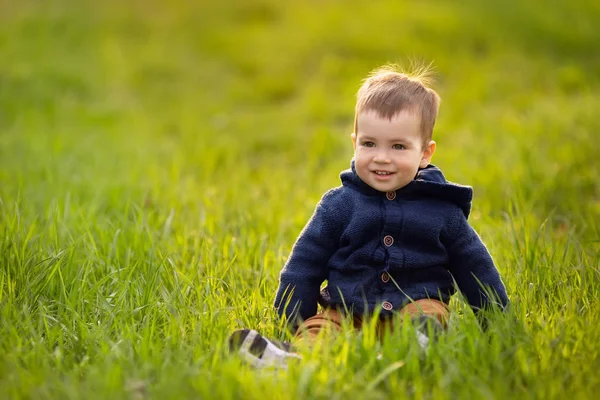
[383,235,394,246]
[386,191,396,201]
[381,272,390,283]
[382,301,393,311]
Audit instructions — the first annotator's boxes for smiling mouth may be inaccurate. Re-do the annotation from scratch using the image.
[373,171,394,176]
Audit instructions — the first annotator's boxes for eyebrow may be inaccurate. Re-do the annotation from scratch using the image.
[359,135,407,142]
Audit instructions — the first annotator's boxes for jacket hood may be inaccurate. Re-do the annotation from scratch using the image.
[340,160,473,218]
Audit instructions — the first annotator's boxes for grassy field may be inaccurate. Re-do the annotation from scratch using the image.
[1,0,600,398]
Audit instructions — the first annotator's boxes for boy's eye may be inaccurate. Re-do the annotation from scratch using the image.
[392,144,405,150]
[362,141,375,148]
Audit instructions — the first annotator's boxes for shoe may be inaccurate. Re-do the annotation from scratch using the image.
[228,329,301,369]
[412,315,444,350]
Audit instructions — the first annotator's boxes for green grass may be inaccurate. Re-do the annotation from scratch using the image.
[1,0,600,398]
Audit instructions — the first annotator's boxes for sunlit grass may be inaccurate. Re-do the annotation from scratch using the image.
[1,0,599,398]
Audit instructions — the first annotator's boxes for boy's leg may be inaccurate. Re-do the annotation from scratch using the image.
[294,309,358,347]
[396,299,449,349]
[228,309,353,368]
[399,299,449,327]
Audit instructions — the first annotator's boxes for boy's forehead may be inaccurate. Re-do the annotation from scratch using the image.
[355,109,423,141]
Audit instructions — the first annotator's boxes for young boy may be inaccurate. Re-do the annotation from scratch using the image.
[229,65,509,368]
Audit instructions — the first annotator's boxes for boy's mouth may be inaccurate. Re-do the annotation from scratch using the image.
[373,170,395,180]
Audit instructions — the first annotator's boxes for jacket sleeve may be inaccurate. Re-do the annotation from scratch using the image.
[274,192,342,326]
[444,209,509,312]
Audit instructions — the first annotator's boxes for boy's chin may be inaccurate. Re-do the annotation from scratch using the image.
[368,182,402,192]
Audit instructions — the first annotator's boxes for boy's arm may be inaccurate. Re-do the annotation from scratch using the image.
[444,209,509,312]
[273,193,342,328]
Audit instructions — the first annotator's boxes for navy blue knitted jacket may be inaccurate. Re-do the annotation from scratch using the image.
[274,161,509,324]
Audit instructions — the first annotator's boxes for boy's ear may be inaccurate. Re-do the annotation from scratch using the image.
[420,140,436,168]
[351,133,357,150]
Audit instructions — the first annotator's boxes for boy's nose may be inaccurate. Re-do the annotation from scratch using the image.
[374,150,391,163]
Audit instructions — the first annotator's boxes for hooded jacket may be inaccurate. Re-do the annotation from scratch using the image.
[274,161,509,324]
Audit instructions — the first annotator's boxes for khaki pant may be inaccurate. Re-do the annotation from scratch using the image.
[294,299,449,344]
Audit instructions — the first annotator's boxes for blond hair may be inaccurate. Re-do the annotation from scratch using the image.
[354,64,441,145]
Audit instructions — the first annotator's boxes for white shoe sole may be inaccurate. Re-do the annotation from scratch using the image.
[229,329,301,369]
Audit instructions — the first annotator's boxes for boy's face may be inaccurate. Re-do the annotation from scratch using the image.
[352,110,436,192]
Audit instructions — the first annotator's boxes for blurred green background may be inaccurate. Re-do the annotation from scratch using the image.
[1,0,599,398]
[2,0,599,224]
